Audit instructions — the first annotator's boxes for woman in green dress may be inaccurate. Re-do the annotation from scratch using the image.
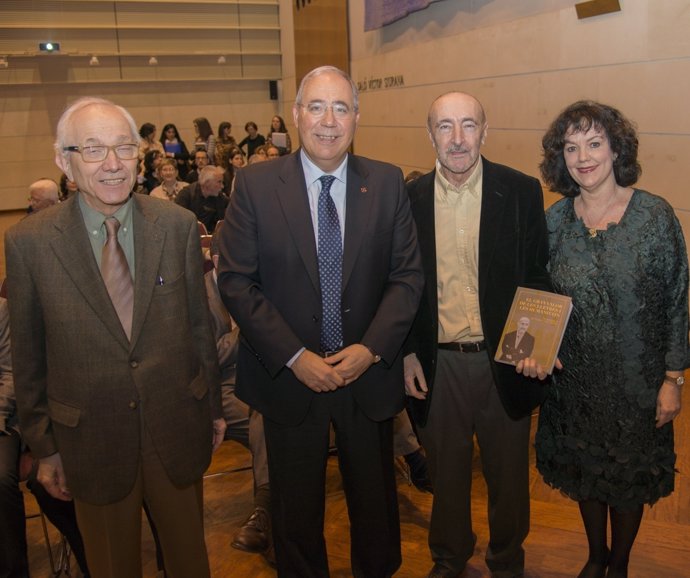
[536,101,689,578]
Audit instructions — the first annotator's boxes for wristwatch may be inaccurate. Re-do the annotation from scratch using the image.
[664,375,685,387]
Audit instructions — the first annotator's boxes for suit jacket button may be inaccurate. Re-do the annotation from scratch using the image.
[128,400,138,409]
[130,360,138,368]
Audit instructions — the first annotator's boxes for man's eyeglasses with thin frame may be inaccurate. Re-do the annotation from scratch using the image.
[298,102,355,119]
[63,144,139,163]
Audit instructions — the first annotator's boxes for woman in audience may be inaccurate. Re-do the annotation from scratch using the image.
[138,122,164,163]
[215,121,237,168]
[150,159,188,202]
[222,146,245,195]
[266,115,292,156]
[159,123,190,180]
[193,117,216,164]
[230,148,246,171]
[140,149,163,194]
[238,121,265,158]
[535,100,689,578]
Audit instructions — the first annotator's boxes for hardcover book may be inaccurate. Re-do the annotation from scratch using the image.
[495,287,572,374]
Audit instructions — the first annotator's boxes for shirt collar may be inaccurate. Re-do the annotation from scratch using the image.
[435,156,483,200]
[300,149,348,187]
[78,192,134,236]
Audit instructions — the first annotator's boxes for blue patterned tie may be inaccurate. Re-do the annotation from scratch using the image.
[317,175,342,352]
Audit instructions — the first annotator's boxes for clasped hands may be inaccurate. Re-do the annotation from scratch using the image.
[292,344,376,392]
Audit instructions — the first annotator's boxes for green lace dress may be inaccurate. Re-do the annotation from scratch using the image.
[535,189,689,509]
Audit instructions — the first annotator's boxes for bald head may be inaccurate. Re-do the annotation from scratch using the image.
[28,179,60,213]
[426,91,488,188]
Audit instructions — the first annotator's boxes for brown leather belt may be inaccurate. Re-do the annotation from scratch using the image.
[438,340,486,353]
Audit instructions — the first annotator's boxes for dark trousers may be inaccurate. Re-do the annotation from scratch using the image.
[0,429,28,578]
[27,477,90,576]
[264,386,401,578]
[419,350,531,577]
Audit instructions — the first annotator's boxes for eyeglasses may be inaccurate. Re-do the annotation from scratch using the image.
[63,143,139,163]
[299,102,354,119]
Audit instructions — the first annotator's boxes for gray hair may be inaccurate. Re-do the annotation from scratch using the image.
[198,165,223,186]
[54,97,140,158]
[295,66,359,113]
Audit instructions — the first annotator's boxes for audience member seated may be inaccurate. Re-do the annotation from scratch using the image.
[138,122,165,165]
[58,174,78,202]
[265,145,281,160]
[150,159,189,202]
[159,123,190,180]
[140,149,163,194]
[221,147,243,196]
[205,223,274,564]
[175,166,227,233]
[193,117,217,164]
[238,121,266,159]
[230,148,246,170]
[247,153,267,166]
[253,145,269,161]
[215,121,238,168]
[27,178,60,214]
[0,297,91,577]
[393,411,432,493]
[266,115,292,156]
[186,149,211,184]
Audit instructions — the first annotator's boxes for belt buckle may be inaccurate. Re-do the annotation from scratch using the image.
[321,349,341,358]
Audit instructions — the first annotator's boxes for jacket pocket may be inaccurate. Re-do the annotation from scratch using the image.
[48,398,81,428]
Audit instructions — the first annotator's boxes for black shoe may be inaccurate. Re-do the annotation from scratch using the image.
[404,449,433,493]
[231,507,270,554]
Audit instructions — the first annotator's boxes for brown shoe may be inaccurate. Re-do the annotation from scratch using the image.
[231,507,270,553]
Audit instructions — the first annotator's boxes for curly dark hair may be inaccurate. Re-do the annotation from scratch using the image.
[540,100,641,197]
[139,122,156,140]
[143,149,162,174]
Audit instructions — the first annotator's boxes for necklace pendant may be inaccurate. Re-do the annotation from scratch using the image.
[588,228,598,238]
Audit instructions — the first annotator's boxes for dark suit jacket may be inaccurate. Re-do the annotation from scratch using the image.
[175,182,228,233]
[5,194,222,505]
[217,152,424,426]
[406,158,551,424]
[499,330,535,364]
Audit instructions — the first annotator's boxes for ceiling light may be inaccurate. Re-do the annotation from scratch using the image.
[148,56,158,66]
[89,55,100,66]
[217,55,226,64]
[39,42,60,52]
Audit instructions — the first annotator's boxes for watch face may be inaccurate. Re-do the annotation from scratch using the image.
[678,376,686,385]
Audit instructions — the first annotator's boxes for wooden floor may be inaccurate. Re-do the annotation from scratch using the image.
[21,401,690,578]
[3,207,688,578]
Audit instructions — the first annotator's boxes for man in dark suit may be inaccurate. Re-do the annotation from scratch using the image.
[404,92,551,578]
[499,317,536,364]
[5,97,225,578]
[217,66,424,578]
